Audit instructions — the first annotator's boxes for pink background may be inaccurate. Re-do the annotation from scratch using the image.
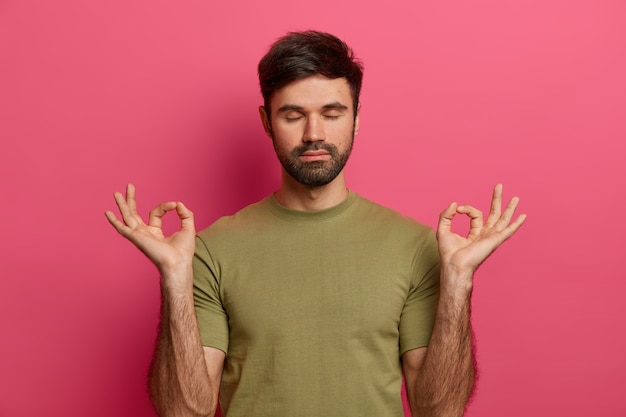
[1,0,625,416]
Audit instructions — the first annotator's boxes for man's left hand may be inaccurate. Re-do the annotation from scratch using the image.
[436,184,527,285]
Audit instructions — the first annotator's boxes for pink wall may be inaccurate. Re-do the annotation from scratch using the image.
[2,1,625,416]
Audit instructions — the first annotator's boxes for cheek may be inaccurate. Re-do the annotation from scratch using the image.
[331,122,356,142]
[273,124,307,146]
[270,131,297,154]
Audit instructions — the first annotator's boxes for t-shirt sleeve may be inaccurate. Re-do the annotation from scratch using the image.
[193,235,229,354]
[398,228,441,355]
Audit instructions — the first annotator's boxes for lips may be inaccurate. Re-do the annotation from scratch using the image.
[299,151,331,162]
[301,150,330,156]
[292,143,337,160]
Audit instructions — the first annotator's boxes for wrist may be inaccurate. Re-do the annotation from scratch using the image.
[159,262,194,294]
[440,265,474,298]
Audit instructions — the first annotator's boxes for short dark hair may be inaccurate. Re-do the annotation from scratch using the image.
[258,31,363,116]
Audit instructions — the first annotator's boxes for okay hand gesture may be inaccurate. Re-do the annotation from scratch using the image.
[436,184,526,278]
[105,184,196,275]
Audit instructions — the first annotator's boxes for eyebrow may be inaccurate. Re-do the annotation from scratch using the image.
[276,102,349,113]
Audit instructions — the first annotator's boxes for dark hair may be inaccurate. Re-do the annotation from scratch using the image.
[258,31,363,116]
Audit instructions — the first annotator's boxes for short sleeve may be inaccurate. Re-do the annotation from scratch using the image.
[193,235,229,354]
[398,228,441,355]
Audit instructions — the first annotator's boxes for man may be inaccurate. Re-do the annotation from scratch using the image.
[105,31,526,417]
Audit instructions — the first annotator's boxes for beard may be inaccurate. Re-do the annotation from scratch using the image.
[273,137,354,187]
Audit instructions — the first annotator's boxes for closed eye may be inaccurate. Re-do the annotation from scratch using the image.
[283,111,304,122]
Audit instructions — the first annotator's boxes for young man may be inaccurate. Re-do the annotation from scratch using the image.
[106,31,526,417]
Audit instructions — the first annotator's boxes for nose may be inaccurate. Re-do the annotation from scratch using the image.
[303,116,325,142]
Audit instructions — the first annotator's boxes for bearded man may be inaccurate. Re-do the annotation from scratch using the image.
[106,31,526,417]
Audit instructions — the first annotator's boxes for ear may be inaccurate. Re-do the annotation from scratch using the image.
[258,106,272,138]
[354,102,361,136]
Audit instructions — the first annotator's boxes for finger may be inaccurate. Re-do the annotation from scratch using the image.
[485,184,503,227]
[495,196,520,230]
[104,210,132,237]
[113,190,137,227]
[176,201,196,232]
[457,204,484,235]
[498,213,527,241]
[437,202,458,234]
[126,183,138,214]
[148,201,177,228]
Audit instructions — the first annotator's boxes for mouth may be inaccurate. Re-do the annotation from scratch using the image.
[301,150,330,157]
[299,150,331,161]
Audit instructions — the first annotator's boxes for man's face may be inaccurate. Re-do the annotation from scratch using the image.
[260,75,359,187]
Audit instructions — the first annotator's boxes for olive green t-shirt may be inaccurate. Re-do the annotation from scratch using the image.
[193,192,440,417]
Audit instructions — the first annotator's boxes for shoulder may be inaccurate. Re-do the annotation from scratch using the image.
[351,194,440,283]
[196,196,273,243]
[352,193,433,238]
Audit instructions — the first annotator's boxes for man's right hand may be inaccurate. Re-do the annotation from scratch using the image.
[105,184,196,282]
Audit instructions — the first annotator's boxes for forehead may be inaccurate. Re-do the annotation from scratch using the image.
[270,75,353,112]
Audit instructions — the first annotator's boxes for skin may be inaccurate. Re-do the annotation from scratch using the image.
[105,186,224,416]
[404,185,526,416]
[106,74,526,416]
[258,74,359,211]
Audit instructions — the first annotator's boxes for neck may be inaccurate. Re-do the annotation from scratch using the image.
[274,171,349,211]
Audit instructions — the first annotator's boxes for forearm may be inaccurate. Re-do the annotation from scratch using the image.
[407,184,524,416]
[409,269,476,417]
[149,266,217,417]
